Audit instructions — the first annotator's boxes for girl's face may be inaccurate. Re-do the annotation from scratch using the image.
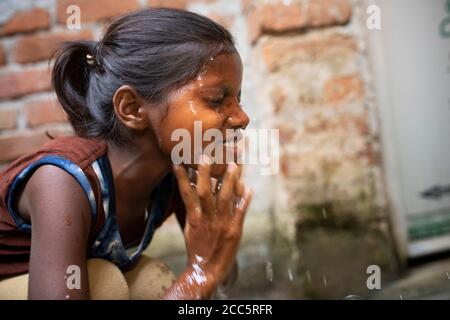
[152,51,249,178]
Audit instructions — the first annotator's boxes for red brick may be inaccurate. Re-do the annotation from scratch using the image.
[0,129,73,162]
[1,9,51,36]
[306,0,352,28]
[57,0,140,24]
[25,98,68,127]
[262,33,357,72]
[0,132,52,162]
[0,44,5,65]
[148,0,188,9]
[303,113,369,135]
[0,68,51,99]
[13,30,93,64]
[324,74,364,105]
[249,1,305,42]
[279,126,296,144]
[246,0,352,43]
[0,109,18,130]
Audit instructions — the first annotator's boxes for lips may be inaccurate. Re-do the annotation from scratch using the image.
[223,131,246,161]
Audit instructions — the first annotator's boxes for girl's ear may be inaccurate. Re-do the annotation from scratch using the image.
[112,85,149,130]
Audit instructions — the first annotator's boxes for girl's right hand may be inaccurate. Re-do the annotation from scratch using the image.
[172,156,253,287]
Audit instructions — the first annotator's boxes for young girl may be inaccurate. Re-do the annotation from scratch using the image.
[0,8,252,300]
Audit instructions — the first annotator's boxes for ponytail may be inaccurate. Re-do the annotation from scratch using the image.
[51,41,98,136]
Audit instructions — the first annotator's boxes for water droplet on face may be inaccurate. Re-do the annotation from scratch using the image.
[196,74,204,87]
[188,101,197,115]
[266,261,273,282]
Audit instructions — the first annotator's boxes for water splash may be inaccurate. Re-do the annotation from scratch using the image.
[215,286,228,300]
[190,256,207,286]
[266,261,274,282]
[305,270,311,283]
[288,268,293,281]
[343,294,363,300]
[322,275,327,287]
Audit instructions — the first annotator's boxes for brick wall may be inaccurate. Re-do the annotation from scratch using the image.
[245,0,398,298]
[0,0,398,298]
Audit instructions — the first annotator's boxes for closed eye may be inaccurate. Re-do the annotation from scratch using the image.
[207,97,224,107]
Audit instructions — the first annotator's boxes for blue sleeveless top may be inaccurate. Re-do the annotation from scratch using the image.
[6,154,173,270]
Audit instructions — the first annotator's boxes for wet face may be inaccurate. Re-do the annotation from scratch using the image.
[151,51,249,178]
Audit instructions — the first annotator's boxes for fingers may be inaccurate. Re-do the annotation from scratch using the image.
[236,163,243,179]
[196,155,215,216]
[217,162,239,213]
[233,187,253,226]
[234,164,245,197]
[172,164,199,217]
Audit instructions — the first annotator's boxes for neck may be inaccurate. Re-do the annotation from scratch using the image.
[107,132,171,209]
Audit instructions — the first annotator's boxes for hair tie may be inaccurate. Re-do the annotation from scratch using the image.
[86,43,104,72]
[86,53,95,66]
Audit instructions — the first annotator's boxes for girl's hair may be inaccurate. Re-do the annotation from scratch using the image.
[52,8,236,145]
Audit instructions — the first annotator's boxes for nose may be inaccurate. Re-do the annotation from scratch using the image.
[226,101,250,130]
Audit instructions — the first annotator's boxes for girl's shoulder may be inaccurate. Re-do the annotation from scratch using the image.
[1,135,107,179]
[0,135,108,237]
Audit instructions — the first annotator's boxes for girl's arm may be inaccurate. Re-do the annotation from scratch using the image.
[22,165,92,299]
